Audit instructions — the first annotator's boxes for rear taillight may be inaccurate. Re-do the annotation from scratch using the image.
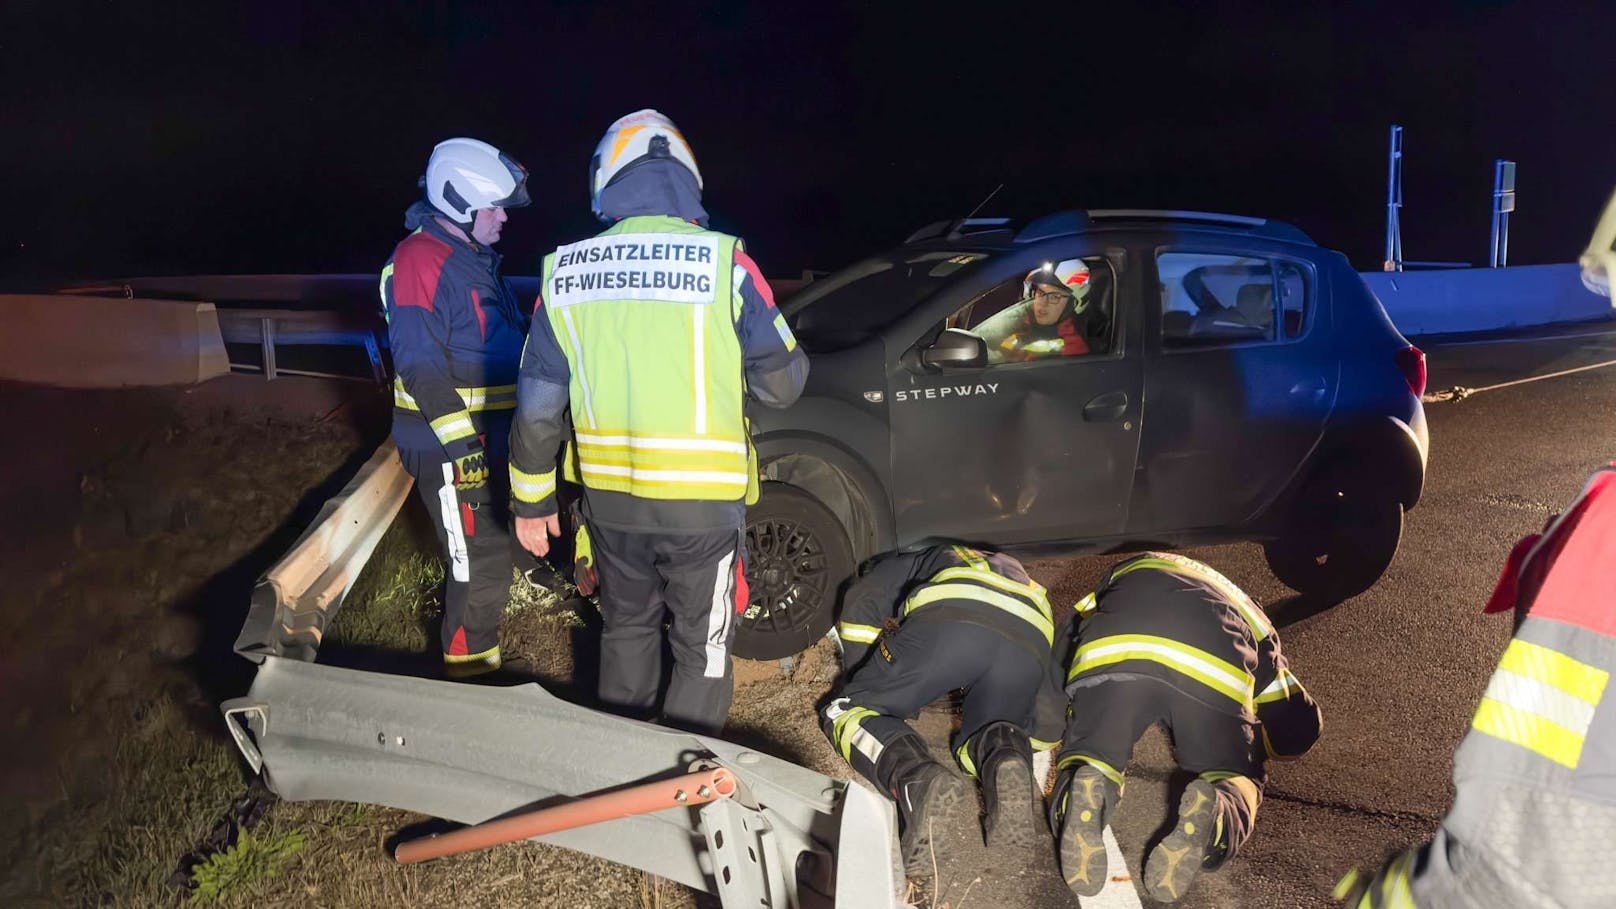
[1396,345,1427,396]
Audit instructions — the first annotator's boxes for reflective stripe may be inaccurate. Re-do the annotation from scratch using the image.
[956,742,977,778]
[1112,555,1271,641]
[575,431,748,454]
[1255,669,1301,704]
[1057,753,1124,787]
[579,463,750,488]
[378,262,394,319]
[849,725,885,767]
[1029,737,1059,753]
[931,566,1052,618]
[838,622,881,644]
[1497,637,1609,707]
[1470,638,1608,768]
[435,463,470,583]
[1074,591,1098,615]
[832,705,879,762]
[560,308,597,427]
[510,464,557,503]
[950,545,990,571]
[443,645,500,666]
[1377,851,1418,908]
[772,312,796,351]
[429,411,477,446]
[704,548,736,678]
[393,381,518,413]
[692,296,706,434]
[904,582,1054,644]
[1070,634,1254,706]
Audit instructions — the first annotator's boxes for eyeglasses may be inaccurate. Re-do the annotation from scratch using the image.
[1033,290,1071,305]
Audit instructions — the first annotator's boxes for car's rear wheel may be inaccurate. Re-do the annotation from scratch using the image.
[735,483,856,660]
[1265,462,1404,599]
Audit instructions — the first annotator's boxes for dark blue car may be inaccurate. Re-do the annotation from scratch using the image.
[735,210,1428,659]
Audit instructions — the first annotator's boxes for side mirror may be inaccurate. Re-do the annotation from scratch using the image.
[921,328,988,370]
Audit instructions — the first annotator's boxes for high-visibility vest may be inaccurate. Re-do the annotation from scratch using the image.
[542,216,758,503]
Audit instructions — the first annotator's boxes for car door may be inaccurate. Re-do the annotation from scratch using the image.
[885,245,1144,547]
[1134,243,1337,532]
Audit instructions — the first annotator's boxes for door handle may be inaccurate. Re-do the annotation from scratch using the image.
[1083,390,1129,422]
[1289,377,1327,400]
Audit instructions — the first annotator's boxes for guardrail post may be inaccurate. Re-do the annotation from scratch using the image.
[261,317,278,380]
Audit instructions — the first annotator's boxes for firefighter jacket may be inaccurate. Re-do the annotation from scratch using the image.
[380,201,528,457]
[1343,464,1616,908]
[836,545,1068,748]
[1069,552,1322,760]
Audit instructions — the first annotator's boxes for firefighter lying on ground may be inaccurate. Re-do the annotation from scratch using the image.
[1054,552,1322,903]
[821,545,1066,873]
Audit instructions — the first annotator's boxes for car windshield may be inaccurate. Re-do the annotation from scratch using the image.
[783,250,993,352]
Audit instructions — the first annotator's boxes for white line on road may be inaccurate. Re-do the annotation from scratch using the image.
[1082,828,1144,909]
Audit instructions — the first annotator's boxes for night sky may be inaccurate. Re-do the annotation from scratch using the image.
[6,1,1614,284]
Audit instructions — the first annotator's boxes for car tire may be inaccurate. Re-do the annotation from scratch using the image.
[735,483,856,661]
[1265,463,1404,599]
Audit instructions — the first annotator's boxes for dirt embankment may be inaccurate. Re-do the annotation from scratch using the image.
[0,375,387,903]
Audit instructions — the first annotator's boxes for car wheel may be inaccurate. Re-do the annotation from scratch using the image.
[1265,464,1404,599]
[735,483,856,661]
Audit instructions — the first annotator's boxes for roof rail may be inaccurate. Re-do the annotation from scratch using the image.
[1014,209,1315,245]
[904,217,1014,244]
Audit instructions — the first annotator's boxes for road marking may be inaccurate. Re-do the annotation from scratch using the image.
[1083,827,1144,908]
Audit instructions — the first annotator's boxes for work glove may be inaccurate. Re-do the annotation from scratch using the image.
[572,510,597,597]
[451,448,490,504]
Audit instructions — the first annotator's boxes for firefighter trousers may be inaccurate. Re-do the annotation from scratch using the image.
[400,444,513,677]
[587,522,747,736]
[824,614,1047,789]
[1063,677,1264,864]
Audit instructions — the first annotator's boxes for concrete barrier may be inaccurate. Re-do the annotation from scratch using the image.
[0,294,231,387]
[1360,264,1614,337]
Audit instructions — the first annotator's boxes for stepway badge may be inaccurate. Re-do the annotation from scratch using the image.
[893,382,999,403]
[549,233,720,308]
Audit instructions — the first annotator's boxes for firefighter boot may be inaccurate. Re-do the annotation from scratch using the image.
[878,732,978,874]
[1145,778,1229,903]
[973,722,1042,850]
[1053,762,1121,897]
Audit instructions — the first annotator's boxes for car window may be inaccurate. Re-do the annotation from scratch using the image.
[783,250,992,352]
[1157,252,1309,347]
[945,256,1116,365]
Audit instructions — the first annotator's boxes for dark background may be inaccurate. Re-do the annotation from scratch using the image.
[4,0,1613,283]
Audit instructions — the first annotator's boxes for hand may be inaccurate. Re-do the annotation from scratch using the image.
[515,513,561,558]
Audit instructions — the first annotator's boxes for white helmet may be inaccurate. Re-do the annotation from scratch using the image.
[421,137,530,226]
[1023,260,1093,313]
[589,109,704,217]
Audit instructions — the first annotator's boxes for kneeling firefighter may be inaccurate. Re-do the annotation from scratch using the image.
[1055,552,1322,902]
[821,545,1066,872]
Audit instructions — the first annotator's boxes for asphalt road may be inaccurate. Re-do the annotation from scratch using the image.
[1009,323,1616,908]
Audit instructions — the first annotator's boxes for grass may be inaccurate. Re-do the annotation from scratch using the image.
[190,828,306,904]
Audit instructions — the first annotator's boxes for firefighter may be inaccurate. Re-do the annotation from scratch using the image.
[1336,190,1616,905]
[381,137,531,679]
[509,109,808,735]
[977,260,1093,363]
[1054,552,1322,902]
[821,544,1066,872]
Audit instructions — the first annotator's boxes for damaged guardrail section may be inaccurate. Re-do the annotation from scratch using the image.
[233,439,414,662]
[222,439,903,908]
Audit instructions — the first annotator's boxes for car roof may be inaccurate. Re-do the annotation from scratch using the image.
[903,210,1316,248]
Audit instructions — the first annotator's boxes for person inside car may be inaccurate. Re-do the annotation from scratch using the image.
[977,260,1093,363]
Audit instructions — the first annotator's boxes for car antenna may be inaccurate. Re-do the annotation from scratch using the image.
[963,183,1005,220]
